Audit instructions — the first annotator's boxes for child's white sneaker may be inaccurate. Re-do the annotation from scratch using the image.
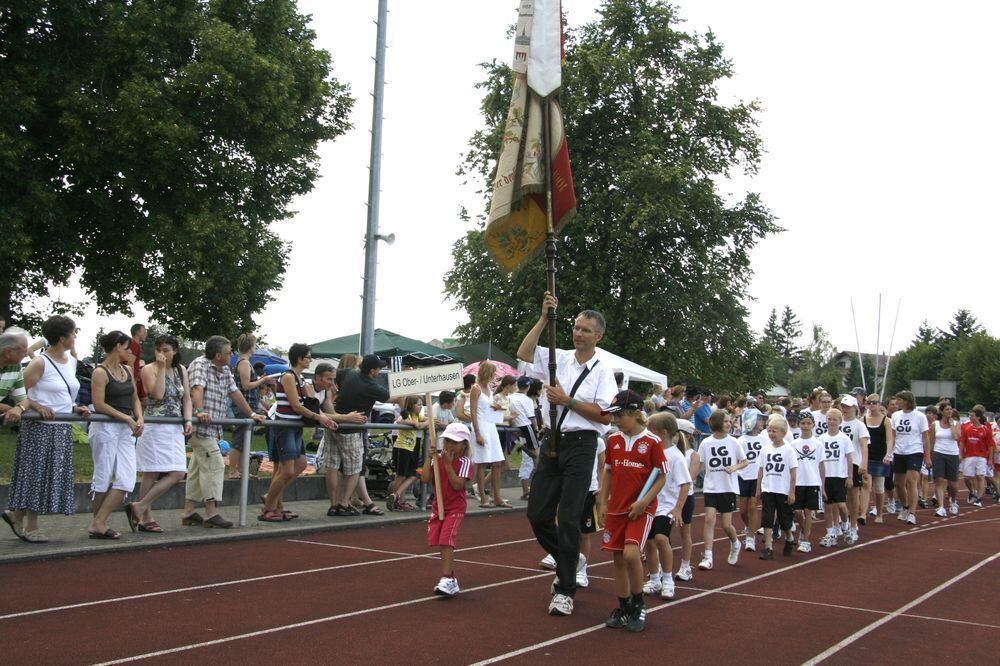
[949,501,959,516]
[797,540,812,553]
[548,593,573,616]
[643,577,662,594]
[744,537,756,552]
[819,534,837,548]
[727,540,741,565]
[935,507,947,518]
[539,553,556,570]
[660,578,675,599]
[676,564,694,581]
[575,570,589,588]
[698,556,713,571]
[434,576,459,598]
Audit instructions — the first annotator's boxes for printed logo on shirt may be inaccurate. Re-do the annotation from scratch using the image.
[765,452,786,473]
[744,439,763,462]
[825,441,841,460]
[798,445,816,461]
[707,445,732,469]
[895,419,912,433]
[637,442,648,455]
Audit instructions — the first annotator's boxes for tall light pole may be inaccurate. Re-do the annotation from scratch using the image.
[360,0,389,356]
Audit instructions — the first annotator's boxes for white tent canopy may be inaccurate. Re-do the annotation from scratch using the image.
[596,347,668,389]
[517,347,668,389]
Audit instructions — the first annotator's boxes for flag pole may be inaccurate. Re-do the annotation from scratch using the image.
[542,95,559,459]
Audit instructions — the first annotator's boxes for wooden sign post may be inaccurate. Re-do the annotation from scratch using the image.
[425,391,445,521]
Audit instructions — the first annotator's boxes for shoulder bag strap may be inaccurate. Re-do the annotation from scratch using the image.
[43,353,75,399]
[555,359,599,433]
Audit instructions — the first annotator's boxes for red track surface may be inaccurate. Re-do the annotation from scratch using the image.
[1,497,996,665]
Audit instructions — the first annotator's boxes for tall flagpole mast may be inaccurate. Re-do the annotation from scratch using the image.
[873,294,882,395]
[542,95,559,458]
[850,298,866,393]
[880,298,902,401]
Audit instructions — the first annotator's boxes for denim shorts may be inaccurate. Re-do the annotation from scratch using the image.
[272,427,305,463]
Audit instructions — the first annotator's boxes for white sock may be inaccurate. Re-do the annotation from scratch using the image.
[662,572,673,582]
[649,571,661,582]
[827,527,836,537]
[681,559,690,568]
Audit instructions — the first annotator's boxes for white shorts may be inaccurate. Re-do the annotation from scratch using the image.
[960,456,989,478]
[136,423,187,473]
[519,448,535,481]
[89,421,138,495]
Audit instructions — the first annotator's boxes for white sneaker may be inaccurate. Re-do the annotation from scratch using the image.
[727,540,741,566]
[540,553,556,570]
[845,529,858,545]
[840,522,850,535]
[886,500,897,513]
[548,593,573,616]
[819,534,837,548]
[660,578,675,599]
[950,501,959,516]
[797,540,812,553]
[576,553,588,574]
[744,538,756,552]
[698,557,713,571]
[676,564,694,581]
[433,576,459,598]
[935,507,947,518]
[868,506,877,516]
[907,513,917,525]
[642,578,662,595]
[756,527,764,535]
[897,509,909,521]
[575,570,589,588]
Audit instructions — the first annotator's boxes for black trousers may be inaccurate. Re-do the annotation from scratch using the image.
[760,492,793,531]
[526,430,598,597]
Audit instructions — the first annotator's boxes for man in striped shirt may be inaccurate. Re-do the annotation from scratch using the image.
[0,328,51,424]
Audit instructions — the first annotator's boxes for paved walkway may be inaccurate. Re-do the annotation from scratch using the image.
[0,495,530,564]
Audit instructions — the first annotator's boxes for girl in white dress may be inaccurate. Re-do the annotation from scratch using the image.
[470,362,510,508]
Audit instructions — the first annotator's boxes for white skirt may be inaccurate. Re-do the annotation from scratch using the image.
[136,423,187,473]
[472,422,505,464]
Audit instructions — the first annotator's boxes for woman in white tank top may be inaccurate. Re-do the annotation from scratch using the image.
[470,362,509,508]
[6,316,90,543]
[930,402,961,517]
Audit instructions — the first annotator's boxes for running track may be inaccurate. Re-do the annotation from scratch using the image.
[1,497,996,665]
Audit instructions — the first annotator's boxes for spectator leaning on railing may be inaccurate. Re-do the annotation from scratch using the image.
[4,316,91,544]
[184,335,264,529]
[0,327,47,426]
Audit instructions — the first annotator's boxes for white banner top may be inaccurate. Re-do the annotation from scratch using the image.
[388,363,465,399]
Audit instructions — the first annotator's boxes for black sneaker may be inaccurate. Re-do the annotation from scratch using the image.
[931,496,939,508]
[783,540,794,556]
[759,547,774,560]
[605,607,629,629]
[626,604,646,632]
[918,498,928,509]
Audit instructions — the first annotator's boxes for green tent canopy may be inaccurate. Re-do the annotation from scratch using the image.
[446,341,518,368]
[309,329,460,364]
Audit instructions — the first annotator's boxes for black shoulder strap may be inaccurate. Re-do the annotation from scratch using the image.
[43,354,74,399]
[555,359,599,433]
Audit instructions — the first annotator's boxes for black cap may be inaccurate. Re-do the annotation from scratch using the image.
[603,389,644,414]
[516,375,532,389]
[360,354,386,373]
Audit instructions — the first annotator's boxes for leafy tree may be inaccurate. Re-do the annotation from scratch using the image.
[446,0,778,390]
[779,306,802,357]
[914,320,937,345]
[763,309,782,351]
[786,324,840,397]
[939,309,982,342]
[942,333,1000,410]
[89,327,107,364]
[1,0,353,338]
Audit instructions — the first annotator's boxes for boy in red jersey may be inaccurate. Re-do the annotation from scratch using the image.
[598,390,667,633]
[959,405,993,507]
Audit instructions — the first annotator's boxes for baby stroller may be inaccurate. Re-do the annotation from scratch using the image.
[363,406,397,498]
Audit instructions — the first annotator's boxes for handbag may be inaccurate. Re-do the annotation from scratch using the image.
[301,396,321,428]
[538,359,599,453]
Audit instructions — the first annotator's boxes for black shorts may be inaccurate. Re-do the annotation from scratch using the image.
[392,447,418,478]
[793,486,821,511]
[651,514,674,538]
[738,477,758,498]
[681,494,695,525]
[704,491,736,513]
[580,491,599,534]
[932,452,959,482]
[852,464,863,488]
[518,425,539,452]
[760,492,793,531]
[893,452,923,474]
[824,477,847,504]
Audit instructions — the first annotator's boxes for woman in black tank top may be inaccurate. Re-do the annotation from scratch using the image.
[89,330,144,539]
[863,395,891,523]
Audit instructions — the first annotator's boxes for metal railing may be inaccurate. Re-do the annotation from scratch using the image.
[18,412,518,527]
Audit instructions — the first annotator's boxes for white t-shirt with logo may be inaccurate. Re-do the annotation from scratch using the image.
[811,409,829,437]
[761,442,798,495]
[891,409,929,456]
[789,427,802,441]
[697,435,746,494]
[738,433,767,481]
[655,445,693,516]
[841,418,870,468]
[821,431,853,478]
[792,437,823,487]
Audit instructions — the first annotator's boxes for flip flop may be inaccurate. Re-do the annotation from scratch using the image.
[88,528,121,540]
[138,522,163,533]
[493,500,514,508]
[2,511,27,542]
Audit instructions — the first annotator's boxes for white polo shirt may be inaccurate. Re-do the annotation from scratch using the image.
[527,346,618,435]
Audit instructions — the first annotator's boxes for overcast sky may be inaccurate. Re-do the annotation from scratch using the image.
[63,0,1000,372]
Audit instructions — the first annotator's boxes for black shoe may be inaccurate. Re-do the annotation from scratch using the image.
[626,605,646,632]
[918,498,928,509]
[759,547,774,560]
[857,517,866,526]
[605,607,629,629]
[783,541,794,556]
[931,496,939,508]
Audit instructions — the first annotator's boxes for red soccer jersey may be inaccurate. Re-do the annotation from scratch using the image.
[433,455,474,514]
[604,429,668,515]
[961,422,991,458]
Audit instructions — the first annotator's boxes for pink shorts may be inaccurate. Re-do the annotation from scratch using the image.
[428,511,465,549]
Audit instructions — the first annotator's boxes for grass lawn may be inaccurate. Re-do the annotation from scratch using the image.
[0,426,271,484]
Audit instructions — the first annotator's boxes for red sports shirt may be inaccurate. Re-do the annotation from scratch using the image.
[961,422,992,458]
[604,429,668,515]
[433,455,474,514]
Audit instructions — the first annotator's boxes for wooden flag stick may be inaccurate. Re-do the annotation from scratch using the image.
[426,392,445,520]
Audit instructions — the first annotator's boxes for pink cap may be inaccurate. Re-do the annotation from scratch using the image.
[442,422,471,442]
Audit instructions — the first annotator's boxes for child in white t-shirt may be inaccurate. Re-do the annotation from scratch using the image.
[737,418,766,552]
[695,409,748,570]
[820,408,853,547]
[756,415,798,559]
[791,411,824,553]
[643,412,693,599]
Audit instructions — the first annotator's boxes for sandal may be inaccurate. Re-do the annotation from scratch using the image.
[124,503,140,532]
[138,521,164,533]
[257,510,286,523]
[88,528,120,540]
[493,499,513,508]
[2,510,27,542]
[362,503,384,516]
[24,530,49,543]
[281,510,299,519]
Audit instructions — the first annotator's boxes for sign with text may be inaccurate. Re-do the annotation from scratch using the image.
[388,363,465,398]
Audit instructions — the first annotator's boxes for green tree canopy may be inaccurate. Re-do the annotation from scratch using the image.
[1,0,353,338]
[446,0,778,391]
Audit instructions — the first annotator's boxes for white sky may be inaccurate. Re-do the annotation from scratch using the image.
[60,0,1000,367]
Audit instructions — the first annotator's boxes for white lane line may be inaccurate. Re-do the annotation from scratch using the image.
[89,572,553,666]
[468,514,1000,665]
[802,550,1000,664]
[0,536,534,622]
